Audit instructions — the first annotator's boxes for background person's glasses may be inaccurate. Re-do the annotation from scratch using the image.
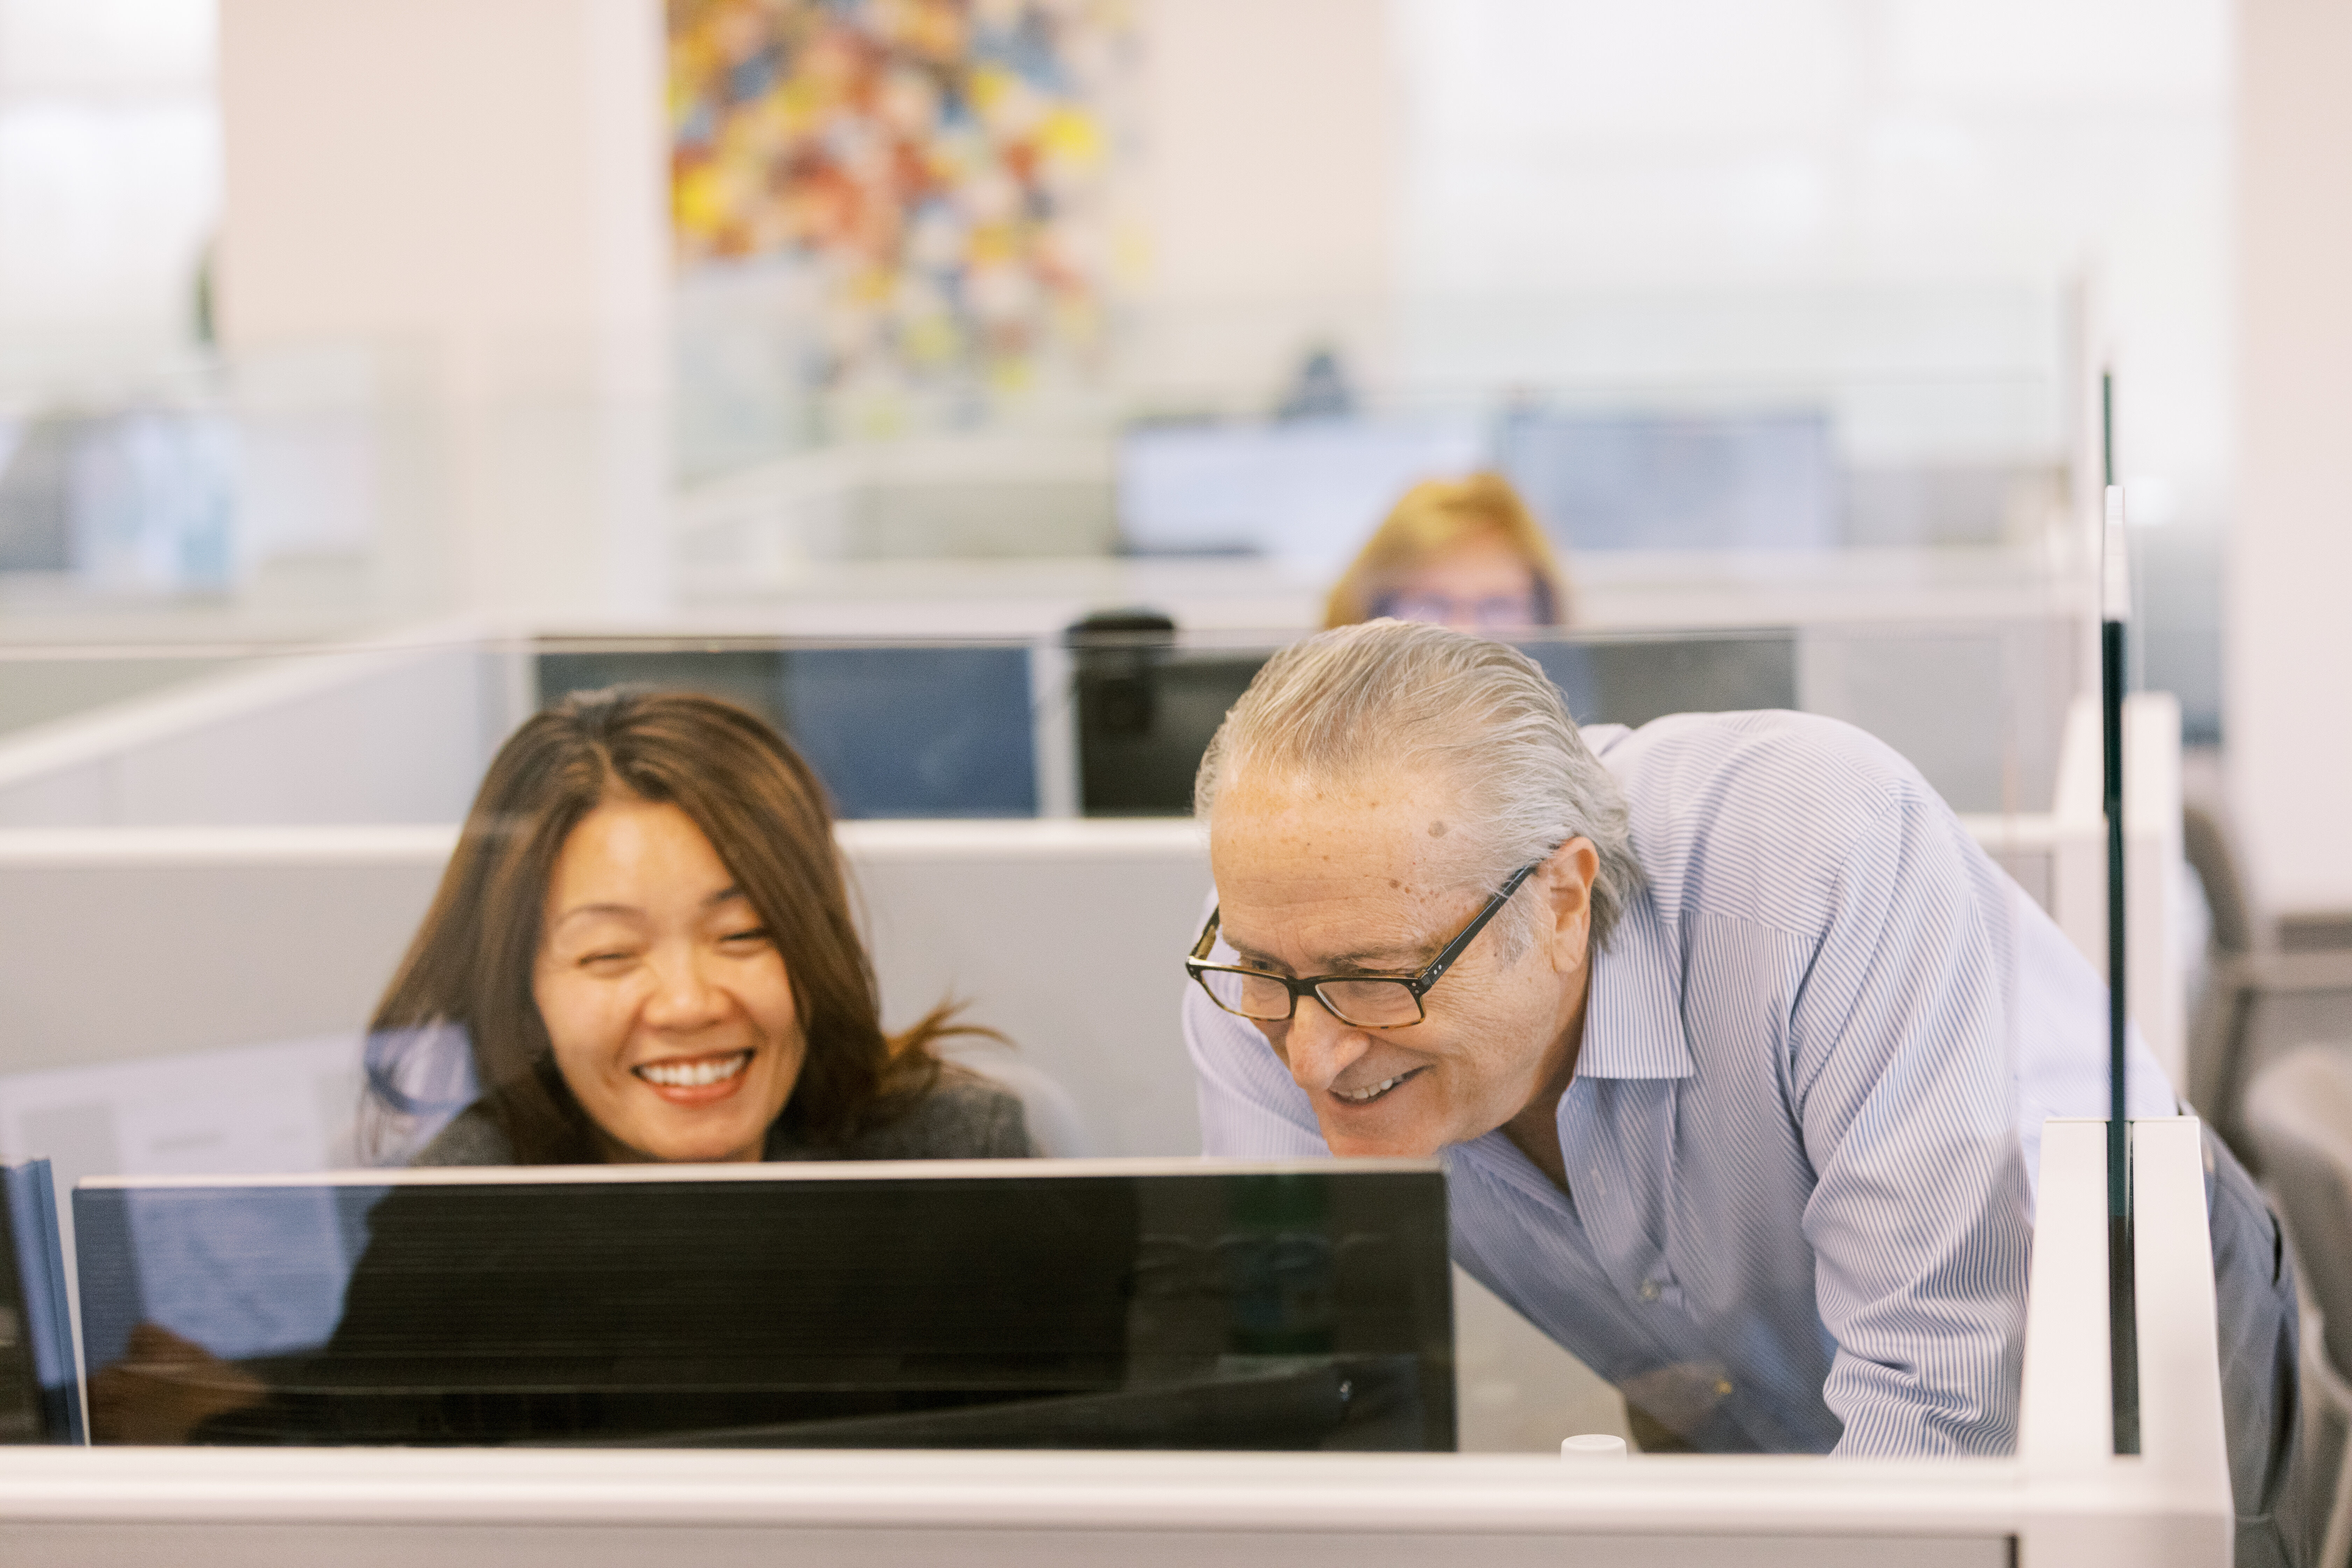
[1369,590,1542,631]
[1184,860,1542,1028]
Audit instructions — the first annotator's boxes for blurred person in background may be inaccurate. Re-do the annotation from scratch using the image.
[1324,472,1573,634]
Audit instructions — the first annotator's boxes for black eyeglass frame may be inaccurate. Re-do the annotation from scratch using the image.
[1184,859,1545,1029]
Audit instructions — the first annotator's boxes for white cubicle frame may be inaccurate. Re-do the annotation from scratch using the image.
[0,1118,2231,1566]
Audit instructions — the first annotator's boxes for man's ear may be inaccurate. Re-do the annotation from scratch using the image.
[1541,837,1601,963]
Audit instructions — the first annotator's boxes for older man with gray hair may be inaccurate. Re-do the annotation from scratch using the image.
[1182,620,2304,1560]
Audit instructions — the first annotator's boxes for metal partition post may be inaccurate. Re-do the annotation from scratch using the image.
[1027,638,1079,819]
[2101,478,2139,1454]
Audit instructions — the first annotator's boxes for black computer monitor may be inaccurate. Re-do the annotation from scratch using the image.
[1073,640,1270,817]
[75,1160,1454,1451]
[1072,631,1800,816]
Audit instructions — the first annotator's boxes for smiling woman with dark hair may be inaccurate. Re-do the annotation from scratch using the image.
[368,687,1028,1166]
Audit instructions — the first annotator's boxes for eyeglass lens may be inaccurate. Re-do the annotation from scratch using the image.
[1374,591,1539,631]
[1197,967,1423,1027]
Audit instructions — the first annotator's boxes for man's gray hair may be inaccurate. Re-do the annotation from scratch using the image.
[1195,619,1644,952]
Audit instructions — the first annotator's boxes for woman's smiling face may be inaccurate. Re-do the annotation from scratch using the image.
[532,796,805,1163]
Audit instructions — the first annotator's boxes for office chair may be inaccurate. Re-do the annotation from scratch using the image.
[2184,803,2352,1167]
[2244,1047,2352,1568]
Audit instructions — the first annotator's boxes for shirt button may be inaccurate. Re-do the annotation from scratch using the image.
[1638,1280,1661,1302]
[1715,1380,1734,1397]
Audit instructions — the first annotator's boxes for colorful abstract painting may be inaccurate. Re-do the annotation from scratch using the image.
[670,0,1129,430]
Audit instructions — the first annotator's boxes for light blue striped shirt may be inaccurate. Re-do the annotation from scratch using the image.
[1185,709,2175,1457]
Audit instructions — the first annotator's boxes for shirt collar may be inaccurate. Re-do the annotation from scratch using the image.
[1574,880,1694,1080]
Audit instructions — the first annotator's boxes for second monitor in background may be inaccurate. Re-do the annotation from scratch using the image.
[1072,625,1799,817]
[1498,410,1838,554]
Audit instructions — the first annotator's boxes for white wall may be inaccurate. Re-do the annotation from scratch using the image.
[0,0,218,376]
[2231,0,2352,917]
[214,0,671,618]
[1393,0,2231,500]
[1124,0,1399,405]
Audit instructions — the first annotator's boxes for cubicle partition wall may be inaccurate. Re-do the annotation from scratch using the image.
[0,1116,2237,1564]
[0,615,2083,824]
[0,618,2182,1160]
[0,618,2175,1465]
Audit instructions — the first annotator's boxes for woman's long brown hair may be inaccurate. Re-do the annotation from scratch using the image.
[366,688,964,1164]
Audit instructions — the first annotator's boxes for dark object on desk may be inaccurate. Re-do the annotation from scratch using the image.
[1069,612,1267,818]
[0,1160,81,1443]
[537,642,1037,818]
[75,1162,1454,1452]
[1070,619,1799,816]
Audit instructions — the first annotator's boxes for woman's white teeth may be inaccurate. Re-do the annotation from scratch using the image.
[1334,1071,1416,1104]
[638,1052,749,1088]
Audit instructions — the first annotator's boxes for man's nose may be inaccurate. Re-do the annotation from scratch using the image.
[1280,996,1373,1091]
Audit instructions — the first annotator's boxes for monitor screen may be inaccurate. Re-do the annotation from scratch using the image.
[1117,419,1488,574]
[1499,410,1836,552]
[1075,648,1271,817]
[75,1160,1453,1451]
[1072,636,1800,816]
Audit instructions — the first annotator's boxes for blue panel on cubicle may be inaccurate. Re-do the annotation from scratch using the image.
[537,645,1037,820]
[779,646,1037,818]
[1499,410,1835,552]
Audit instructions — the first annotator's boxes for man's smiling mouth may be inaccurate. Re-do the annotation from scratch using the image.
[1331,1066,1427,1105]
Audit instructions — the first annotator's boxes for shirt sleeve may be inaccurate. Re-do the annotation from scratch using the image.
[1785,784,2033,1457]
[1181,980,1331,1159]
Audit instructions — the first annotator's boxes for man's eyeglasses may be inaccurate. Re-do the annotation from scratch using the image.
[1184,860,1543,1029]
